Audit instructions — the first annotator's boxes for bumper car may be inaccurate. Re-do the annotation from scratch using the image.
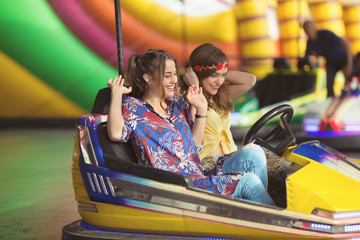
[300,78,360,150]
[62,103,360,240]
[231,58,327,141]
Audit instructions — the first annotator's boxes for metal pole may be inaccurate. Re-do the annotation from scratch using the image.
[114,0,125,76]
[180,0,187,67]
[297,0,302,59]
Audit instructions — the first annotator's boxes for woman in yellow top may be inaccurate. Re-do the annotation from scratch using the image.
[181,43,274,205]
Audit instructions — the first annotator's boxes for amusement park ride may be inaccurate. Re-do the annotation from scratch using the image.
[62,1,360,239]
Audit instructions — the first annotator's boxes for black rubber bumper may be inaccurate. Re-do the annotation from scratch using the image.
[62,220,213,240]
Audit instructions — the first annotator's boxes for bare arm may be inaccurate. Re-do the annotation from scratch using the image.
[183,67,256,101]
[224,71,257,100]
[186,85,208,147]
[107,75,132,141]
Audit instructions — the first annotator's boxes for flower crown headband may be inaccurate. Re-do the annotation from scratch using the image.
[193,63,229,72]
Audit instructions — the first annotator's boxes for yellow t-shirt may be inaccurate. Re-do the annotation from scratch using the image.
[199,108,238,160]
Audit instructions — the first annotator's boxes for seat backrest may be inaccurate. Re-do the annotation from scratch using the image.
[91,87,111,115]
[255,73,316,108]
[91,87,138,169]
[97,121,138,169]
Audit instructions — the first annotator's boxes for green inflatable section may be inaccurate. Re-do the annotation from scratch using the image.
[0,0,117,112]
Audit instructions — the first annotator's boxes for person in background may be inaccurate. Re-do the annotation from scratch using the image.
[303,19,353,97]
[348,52,360,90]
[107,49,274,205]
[180,43,275,206]
[351,52,360,77]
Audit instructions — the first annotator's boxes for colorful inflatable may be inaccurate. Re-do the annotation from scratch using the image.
[1,0,360,119]
[0,0,117,118]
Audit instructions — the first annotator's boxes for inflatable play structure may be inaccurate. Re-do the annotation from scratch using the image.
[1,0,360,119]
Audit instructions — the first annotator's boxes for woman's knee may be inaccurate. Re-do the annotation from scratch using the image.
[241,143,266,165]
[222,143,267,175]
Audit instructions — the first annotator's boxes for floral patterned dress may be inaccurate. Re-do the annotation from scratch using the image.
[120,95,242,196]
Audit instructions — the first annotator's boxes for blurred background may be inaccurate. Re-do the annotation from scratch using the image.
[2,0,360,123]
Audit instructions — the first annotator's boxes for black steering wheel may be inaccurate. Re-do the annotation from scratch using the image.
[242,104,296,156]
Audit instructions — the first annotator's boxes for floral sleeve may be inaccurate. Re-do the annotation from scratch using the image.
[118,96,139,143]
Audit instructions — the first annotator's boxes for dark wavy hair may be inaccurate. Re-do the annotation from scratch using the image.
[180,43,233,115]
[125,49,179,99]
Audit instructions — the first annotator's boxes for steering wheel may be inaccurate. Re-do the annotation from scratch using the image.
[242,104,296,156]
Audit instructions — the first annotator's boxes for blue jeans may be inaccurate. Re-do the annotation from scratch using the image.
[222,143,275,206]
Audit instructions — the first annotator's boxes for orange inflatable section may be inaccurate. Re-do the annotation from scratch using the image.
[77,0,116,38]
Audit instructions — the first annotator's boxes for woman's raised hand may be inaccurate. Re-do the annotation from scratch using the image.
[107,75,132,96]
[186,85,208,113]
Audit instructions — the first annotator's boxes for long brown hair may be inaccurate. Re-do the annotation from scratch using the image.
[183,43,234,115]
[125,49,179,100]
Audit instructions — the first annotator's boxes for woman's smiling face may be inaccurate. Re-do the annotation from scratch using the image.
[162,59,178,97]
[202,66,227,96]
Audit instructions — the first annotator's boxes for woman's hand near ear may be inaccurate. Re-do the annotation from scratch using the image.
[183,67,200,88]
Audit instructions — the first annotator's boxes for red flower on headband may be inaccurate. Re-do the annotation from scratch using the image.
[194,63,229,71]
[194,65,201,72]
